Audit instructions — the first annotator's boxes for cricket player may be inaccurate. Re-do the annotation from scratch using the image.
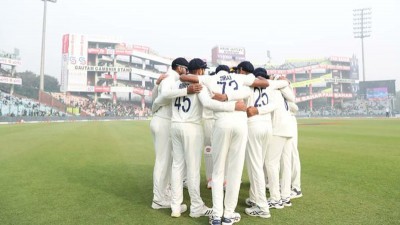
[203,65,231,189]
[180,61,272,225]
[279,86,302,199]
[168,58,247,218]
[266,75,296,209]
[150,57,202,212]
[243,68,290,218]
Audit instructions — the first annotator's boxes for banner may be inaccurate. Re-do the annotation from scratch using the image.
[329,56,351,62]
[62,34,69,54]
[87,48,116,55]
[295,92,353,102]
[291,74,332,88]
[0,57,21,66]
[218,46,245,56]
[324,78,355,84]
[94,86,110,93]
[0,76,22,85]
[268,64,350,75]
[350,54,359,80]
[285,58,327,63]
[72,65,132,73]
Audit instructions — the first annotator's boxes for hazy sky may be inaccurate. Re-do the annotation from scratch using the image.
[0,0,399,86]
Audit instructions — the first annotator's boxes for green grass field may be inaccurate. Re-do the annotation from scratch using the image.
[1,118,399,225]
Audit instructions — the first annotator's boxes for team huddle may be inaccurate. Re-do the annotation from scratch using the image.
[150,57,302,225]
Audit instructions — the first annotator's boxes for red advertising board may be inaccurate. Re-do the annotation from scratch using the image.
[94,86,111,93]
[62,34,69,54]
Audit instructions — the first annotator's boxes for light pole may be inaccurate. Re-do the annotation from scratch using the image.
[39,0,57,92]
[353,8,371,82]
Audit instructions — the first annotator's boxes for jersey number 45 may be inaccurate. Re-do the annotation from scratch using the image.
[174,96,191,112]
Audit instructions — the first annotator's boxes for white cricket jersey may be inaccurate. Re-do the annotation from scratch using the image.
[278,85,298,133]
[270,89,294,137]
[171,80,236,124]
[152,69,187,119]
[202,108,214,120]
[247,86,276,122]
[171,82,203,124]
[199,71,254,121]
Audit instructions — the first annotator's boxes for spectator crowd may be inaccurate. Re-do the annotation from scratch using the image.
[298,98,393,117]
[1,91,65,117]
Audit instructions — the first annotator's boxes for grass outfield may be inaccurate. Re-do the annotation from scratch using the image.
[0,118,399,225]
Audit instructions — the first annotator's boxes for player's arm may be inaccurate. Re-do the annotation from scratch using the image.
[239,74,271,88]
[152,95,165,114]
[269,79,290,90]
[152,86,171,113]
[179,74,199,83]
[212,86,251,102]
[151,85,158,102]
[160,76,202,99]
[247,90,278,117]
[151,73,168,102]
[198,87,246,112]
[180,74,211,85]
[288,101,299,114]
[279,85,296,102]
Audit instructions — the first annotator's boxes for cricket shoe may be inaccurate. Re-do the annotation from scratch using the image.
[190,205,213,218]
[151,200,171,209]
[281,197,292,207]
[245,198,256,207]
[245,206,271,219]
[268,199,284,209]
[290,188,303,199]
[222,212,241,225]
[171,204,188,218]
[209,216,222,225]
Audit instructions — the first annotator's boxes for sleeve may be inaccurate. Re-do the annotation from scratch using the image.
[153,92,170,107]
[257,89,278,115]
[280,85,296,102]
[242,73,256,86]
[180,74,200,83]
[226,85,251,101]
[160,76,187,99]
[198,86,236,112]
[151,96,164,114]
[151,85,159,102]
[269,80,290,90]
[198,76,210,86]
[288,101,299,114]
[249,77,270,88]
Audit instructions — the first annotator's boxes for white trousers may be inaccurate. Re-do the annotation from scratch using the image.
[170,123,205,213]
[203,118,215,182]
[246,120,272,211]
[266,135,292,201]
[150,116,172,203]
[290,116,301,191]
[212,117,248,218]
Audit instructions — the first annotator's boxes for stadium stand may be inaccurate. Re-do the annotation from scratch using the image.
[50,92,150,117]
[298,98,392,117]
[0,91,66,117]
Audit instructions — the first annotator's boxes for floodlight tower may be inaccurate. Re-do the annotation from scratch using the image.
[39,0,57,92]
[353,8,371,82]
